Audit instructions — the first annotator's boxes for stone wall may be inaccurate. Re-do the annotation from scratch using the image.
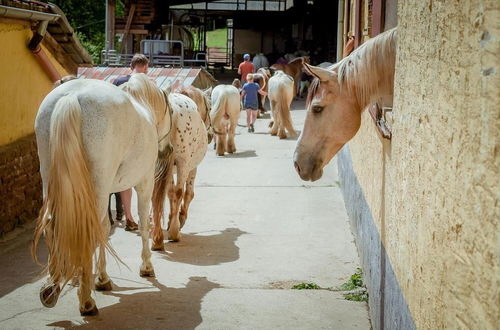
[0,134,42,236]
[339,0,499,329]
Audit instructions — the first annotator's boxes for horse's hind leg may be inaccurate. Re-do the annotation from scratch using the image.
[216,130,227,156]
[95,214,112,291]
[136,177,155,277]
[78,257,98,315]
[227,120,237,153]
[270,100,279,136]
[179,168,197,228]
[168,165,187,242]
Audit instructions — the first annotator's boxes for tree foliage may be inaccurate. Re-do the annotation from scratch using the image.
[50,0,123,64]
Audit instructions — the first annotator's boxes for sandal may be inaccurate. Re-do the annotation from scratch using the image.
[125,219,139,231]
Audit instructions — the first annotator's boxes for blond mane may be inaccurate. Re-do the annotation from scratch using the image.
[333,28,397,108]
[123,73,168,124]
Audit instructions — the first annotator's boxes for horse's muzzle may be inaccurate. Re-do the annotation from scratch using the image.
[293,152,324,182]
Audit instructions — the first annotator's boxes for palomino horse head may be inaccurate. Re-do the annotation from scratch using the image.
[294,64,361,181]
[122,73,172,152]
[294,28,397,181]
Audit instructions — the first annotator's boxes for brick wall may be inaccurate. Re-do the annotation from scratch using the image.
[0,134,42,236]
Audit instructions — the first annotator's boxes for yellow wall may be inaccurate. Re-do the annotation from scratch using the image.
[347,0,499,328]
[0,20,69,146]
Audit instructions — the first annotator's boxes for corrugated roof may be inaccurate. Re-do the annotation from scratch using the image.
[77,66,217,90]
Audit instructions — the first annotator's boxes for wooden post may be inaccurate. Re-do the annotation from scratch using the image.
[354,0,361,48]
[108,0,115,50]
[120,3,136,54]
[372,0,383,36]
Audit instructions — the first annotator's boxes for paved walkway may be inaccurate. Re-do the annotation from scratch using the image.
[0,100,370,329]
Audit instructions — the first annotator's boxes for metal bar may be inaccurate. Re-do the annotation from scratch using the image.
[354,0,361,48]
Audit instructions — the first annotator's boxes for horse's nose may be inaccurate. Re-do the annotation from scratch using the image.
[294,161,301,175]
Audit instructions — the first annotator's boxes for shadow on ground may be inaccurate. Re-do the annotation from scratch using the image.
[157,228,246,266]
[224,150,257,158]
[0,228,47,298]
[47,277,220,330]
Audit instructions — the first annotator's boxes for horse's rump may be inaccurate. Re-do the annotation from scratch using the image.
[210,85,240,130]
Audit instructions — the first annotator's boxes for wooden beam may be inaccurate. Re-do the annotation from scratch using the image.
[108,0,116,50]
[372,0,383,36]
[120,3,136,54]
[354,0,361,48]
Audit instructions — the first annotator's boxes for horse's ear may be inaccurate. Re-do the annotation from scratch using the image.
[164,85,172,94]
[303,63,336,82]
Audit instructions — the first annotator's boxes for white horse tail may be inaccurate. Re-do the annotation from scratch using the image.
[32,93,107,287]
[210,89,228,131]
[277,85,297,136]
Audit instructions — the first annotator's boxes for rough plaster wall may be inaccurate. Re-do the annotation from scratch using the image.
[0,20,68,146]
[348,112,385,233]
[388,1,499,328]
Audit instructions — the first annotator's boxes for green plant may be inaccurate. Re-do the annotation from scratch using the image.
[291,282,321,290]
[339,268,363,291]
[344,291,369,302]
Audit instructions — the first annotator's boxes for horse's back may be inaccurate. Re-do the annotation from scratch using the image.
[269,72,294,101]
[168,93,208,168]
[211,85,240,117]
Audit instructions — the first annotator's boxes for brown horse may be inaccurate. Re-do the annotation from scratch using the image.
[271,56,310,96]
[294,28,397,181]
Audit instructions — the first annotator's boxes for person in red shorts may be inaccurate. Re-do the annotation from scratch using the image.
[238,53,254,84]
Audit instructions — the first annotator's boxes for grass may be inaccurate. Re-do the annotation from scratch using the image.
[291,282,321,290]
[338,268,368,302]
[289,268,368,302]
[338,268,364,291]
[206,28,228,48]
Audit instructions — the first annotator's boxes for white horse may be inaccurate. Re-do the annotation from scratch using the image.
[210,84,241,156]
[268,70,297,139]
[151,89,208,247]
[294,28,397,181]
[32,74,172,315]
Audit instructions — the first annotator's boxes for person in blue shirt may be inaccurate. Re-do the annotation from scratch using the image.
[241,74,266,132]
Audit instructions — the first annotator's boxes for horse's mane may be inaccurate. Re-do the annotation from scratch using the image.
[308,28,397,108]
[123,73,168,124]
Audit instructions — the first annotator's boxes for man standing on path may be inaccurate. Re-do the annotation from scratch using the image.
[238,53,254,84]
[111,53,150,231]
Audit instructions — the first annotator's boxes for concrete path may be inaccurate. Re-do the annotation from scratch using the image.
[0,100,370,329]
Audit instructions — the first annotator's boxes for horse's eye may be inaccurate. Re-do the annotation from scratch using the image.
[311,105,324,114]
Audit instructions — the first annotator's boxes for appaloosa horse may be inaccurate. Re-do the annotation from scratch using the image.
[210,84,241,156]
[32,73,172,315]
[151,89,208,246]
[271,56,310,96]
[178,85,214,143]
[268,70,297,139]
[294,28,397,181]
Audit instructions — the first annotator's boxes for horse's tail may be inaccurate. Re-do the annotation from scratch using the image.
[277,83,297,136]
[210,88,229,133]
[32,93,108,287]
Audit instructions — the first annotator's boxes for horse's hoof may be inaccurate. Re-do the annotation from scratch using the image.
[216,152,224,156]
[80,303,99,316]
[151,242,164,251]
[40,283,61,308]
[95,279,112,291]
[168,234,180,242]
[279,135,287,139]
[140,269,155,277]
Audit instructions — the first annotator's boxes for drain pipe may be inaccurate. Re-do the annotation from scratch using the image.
[0,5,61,82]
[28,20,61,82]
